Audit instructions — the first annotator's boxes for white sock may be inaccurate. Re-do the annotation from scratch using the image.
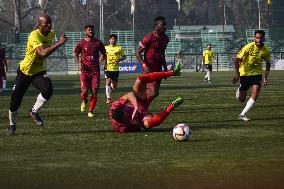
[9,110,18,125]
[207,71,211,81]
[3,80,6,89]
[106,85,112,99]
[235,87,240,100]
[32,93,47,113]
[240,98,255,116]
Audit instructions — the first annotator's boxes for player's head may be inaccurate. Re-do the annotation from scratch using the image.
[111,108,125,123]
[154,16,167,34]
[207,43,212,50]
[37,14,52,36]
[109,34,118,46]
[84,25,95,38]
[254,30,265,47]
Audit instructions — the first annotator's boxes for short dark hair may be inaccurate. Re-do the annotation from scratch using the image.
[254,30,265,37]
[111,108,125,123]
[207,43,212,46]
[85,25,94,30]
[109,34,118,39]
[154,16,166,25]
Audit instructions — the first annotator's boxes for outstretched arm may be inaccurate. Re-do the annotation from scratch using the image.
[36,33,67,58]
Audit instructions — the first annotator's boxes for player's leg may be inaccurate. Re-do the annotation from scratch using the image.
[88,71,100,117]
[8,70,32,134]
[88,88,97,118]
[80,72,89,112]
[3,69,7,89]
[207,65,212,84]
[30,72,53,125]
[238,75,261,121]
[105,77,112,103]
[143,97,183,129]
[133,63,181,100]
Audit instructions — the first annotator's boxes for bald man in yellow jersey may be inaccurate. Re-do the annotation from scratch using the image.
[232,30,270,121]
[7,15,67,135]
[104,34,126,104]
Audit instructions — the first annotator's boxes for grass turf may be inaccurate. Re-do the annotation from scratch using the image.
[0,71,283,189]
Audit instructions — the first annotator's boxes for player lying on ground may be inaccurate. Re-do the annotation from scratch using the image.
[109,63,183,133]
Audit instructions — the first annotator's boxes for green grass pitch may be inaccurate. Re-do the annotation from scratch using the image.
[0,71,283,189]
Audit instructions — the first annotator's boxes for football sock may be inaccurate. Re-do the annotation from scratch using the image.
[32,93,47,113]
[240,97,255,116]
[146,104,175,129]
[3,80,6,89]
[89,95,97,112]
[106,85,112,99]
[207,71,211,81]
[9,110,18,125]
[81,93,88,102]
[138,71,174,83]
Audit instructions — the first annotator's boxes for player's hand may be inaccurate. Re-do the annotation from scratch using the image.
[263,78,269,86]
[142,63,150,74]
[232,74,240,84]
[59,33,67,45]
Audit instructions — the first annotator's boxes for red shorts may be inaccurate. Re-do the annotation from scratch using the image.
[80,70,100,89]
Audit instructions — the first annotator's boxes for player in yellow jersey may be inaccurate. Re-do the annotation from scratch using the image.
[104,34,126,104]
[7,15,67,135]
[202,44,215,84]
[232,30,270,121]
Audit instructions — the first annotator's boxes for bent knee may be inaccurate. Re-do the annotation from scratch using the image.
[42,88,53,100]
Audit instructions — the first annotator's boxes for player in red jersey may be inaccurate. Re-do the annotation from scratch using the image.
[109,63,183,133]
[74,25,107,118]
[0,47,8,92]
[135,16,169,106]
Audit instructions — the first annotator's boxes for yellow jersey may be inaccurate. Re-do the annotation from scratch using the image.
[237,42,270,76]
[203,49,214,65]
[105,45,125,71]
[20,29,55,76]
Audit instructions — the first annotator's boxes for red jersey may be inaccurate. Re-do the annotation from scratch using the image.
[74,38,106,72]
[109,97,152,133]
[139,32,169,72]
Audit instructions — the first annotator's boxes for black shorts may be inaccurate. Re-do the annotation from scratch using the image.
[205,64,212,71]
[9,68,53,112]
[239,74,262,91]
[105,71,119,82]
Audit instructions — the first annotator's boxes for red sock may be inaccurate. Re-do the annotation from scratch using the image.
[138,71,174,83]
[146,104,175,128]
[89,95,97,112]
[81,93,88,102]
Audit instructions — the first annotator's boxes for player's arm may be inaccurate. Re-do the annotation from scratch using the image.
[232,58,242,84]
[123,92,139,119]
[263,51,271,86]
[36,33,67,58]
[135,42,150,73]
[116,55,126,64]
[3,51,8,71]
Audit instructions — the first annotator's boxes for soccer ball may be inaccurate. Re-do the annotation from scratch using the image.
[173,123,191,142]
